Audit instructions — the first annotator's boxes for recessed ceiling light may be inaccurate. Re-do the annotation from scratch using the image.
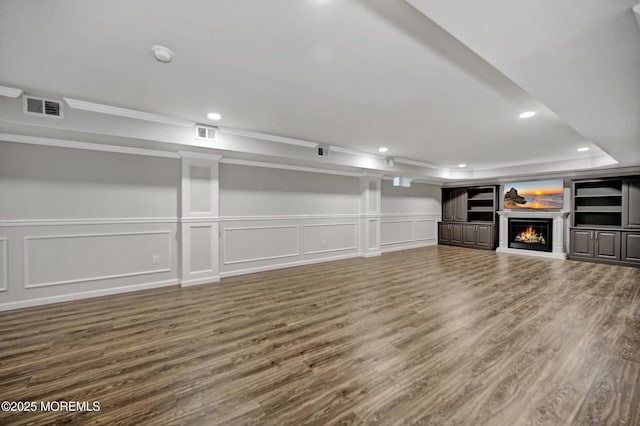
[378,147,388,153]
[151,45,174,63]
[519,111,536,118]
[207,112,222,120]
[458,163,467,168]
[577,147,590,152]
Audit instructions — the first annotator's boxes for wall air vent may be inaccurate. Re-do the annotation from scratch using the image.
[195,124,218,141]
[23,95,63,118]
[317,146,330,157]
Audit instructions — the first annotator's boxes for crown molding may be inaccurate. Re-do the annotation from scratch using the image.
[63,98,195,128]
[220,127,319,148]
[0,85,23,98]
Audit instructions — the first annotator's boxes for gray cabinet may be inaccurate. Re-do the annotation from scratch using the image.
[438,222,463,245]
[463,224,477,245]
[439,222,493,249]
[450,223,463,244]
[476,225,493,248]
[570,229,594,258]
[570,229,621,261]
[438,222,451,243]
[442,189,467,222]
[594,230,620,260]
[622,232,640,264]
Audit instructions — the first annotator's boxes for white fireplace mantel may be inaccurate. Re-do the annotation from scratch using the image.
[496,210,571,259]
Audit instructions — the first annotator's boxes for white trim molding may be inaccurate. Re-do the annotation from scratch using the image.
[220,252,360,278]
[220,214,361,222]
[0,217,179,227]
[0,238,7,292]
[0,279,179,312]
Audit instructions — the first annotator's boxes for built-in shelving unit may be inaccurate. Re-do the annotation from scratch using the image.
[439,185,499,250]
[573,180,623,228]
[569,177,639,267]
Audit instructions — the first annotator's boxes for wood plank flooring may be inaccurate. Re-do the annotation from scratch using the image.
[1,245,639,425]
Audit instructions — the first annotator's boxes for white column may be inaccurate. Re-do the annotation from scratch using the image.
[360,175,382,257]
[179,151,222,287]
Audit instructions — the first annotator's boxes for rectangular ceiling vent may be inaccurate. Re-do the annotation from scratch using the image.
[23,95,63,118]
[195,124,218,141]
[317,146,330,158]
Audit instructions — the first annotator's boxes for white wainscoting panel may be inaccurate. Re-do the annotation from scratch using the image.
[381,220,414,245]
[414,219,436,241]
[181,222,219,286]
[380,215,439,252]
[224,225,299,264]
[0,238,7,292]
[190,225,213,273]
[369,220,378,249]
[303,223,357,255]
[24,231,172,288]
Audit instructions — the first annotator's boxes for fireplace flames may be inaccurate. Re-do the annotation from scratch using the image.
[515,226,546,244]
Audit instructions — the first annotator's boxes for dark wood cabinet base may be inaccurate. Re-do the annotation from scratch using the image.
[439,221,496,250]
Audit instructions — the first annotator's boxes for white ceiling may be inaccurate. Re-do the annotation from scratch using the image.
[0,0,637,173]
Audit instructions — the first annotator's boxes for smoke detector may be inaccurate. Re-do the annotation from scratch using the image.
[151,45,174,63]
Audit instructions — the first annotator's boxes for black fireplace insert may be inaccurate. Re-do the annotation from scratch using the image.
[508,218,553,252]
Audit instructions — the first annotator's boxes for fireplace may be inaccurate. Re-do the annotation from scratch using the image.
[508,218,553,252]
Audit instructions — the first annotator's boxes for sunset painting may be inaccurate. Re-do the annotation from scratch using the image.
[503,179,564,209]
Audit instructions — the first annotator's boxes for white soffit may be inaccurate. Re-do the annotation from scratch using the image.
[64,98,195,128]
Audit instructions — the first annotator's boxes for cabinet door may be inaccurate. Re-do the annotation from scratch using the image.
[594,231,620,260]
[570,229,594,258]
[622,232,640,264]
[454,189,468,222]
[450,223,463,244]
[626,179,640,227]
[438,223,451,243]
[476,225,493,248]
[463,224,477,245]
[443,191,455,221]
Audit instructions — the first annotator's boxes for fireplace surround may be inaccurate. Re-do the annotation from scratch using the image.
[497,210,570,259]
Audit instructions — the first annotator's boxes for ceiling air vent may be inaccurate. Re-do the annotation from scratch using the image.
[317,146,330,158]
[23,95,63,118]
[195,124,218,141]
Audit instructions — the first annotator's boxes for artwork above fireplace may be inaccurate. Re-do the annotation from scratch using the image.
[508,218,553,252]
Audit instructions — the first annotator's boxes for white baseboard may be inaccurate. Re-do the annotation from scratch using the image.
[0,278,179,312]
[496,247,567,260]
[361,252,381,258]
[381,240,436,253]
[180,276,220,287]
[220,252,361,278]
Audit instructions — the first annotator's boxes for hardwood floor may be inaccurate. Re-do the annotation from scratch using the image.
[1,245,639,425]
